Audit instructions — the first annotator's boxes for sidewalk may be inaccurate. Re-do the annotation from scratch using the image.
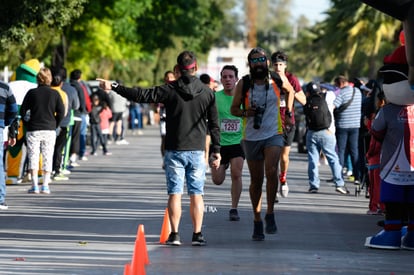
[0,125,412,275]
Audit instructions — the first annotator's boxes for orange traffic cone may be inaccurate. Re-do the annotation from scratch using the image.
[124,225,150,275]
[124,263,131,275]
[130,225,148,275]
[130,241,145,275]
[159,208,171,244]
[138,224,150,265]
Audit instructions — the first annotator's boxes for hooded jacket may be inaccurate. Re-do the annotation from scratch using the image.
[112,75,220,153]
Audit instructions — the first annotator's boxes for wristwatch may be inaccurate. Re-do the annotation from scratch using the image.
[285,110,292,118]
[111,82,119,90]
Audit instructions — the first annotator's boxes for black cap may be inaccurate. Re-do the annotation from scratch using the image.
[306,81,321,95]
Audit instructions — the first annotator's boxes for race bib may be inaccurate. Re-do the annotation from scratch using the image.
[221,119,241,133]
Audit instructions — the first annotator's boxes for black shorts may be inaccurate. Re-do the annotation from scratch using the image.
[283,125,296,146]
[110,112,123,122]
[211,143,245,166]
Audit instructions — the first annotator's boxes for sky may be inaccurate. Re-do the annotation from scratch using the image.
[292,0,331,24]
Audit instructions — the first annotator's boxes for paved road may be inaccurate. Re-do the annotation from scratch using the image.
[0,125,412,275]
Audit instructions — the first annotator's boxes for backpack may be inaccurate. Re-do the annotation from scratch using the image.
[241,71,283,110]
[304,92,331,131]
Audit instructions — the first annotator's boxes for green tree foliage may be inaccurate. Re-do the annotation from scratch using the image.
[0,0,86,67]
[214,0,245,47]
[64,0,229,84]
[0,0,235,85]
[251,0,295,53]
[290,0,401,81]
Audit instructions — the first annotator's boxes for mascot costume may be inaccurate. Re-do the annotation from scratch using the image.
[362,0,414,250]
[6,59,41,185]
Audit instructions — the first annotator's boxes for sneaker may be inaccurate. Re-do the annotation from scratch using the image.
[192,232,206,246]
[335,186,350,194]
[365,230,401,249]
[28,186,40,194]
[116,139,129,145]
[104,152,112,156]
[70,162,80,167]
[264,213,277,234]
[308,187,319,193]
[354,180,360,185]
[41,186,51,194]
[0,202,8,210]
[53,173,69,181]
[165,232,181,246]
[366,209,384,215]
[229,209,240,221]
[252,221,265,241]
[280,182,289,198]
[61,169,71,175]
[401,230,414,250]
[80,156,88,161]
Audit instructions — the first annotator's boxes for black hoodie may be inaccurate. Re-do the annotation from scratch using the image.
[113,75,220,153]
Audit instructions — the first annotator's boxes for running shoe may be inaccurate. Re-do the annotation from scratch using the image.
[28,186,40,194]
[335,186,350,194]
[280,182,289,198]
[229,209,240,221]
[165,232,181,246]
[192,232,206,246]
[0,202,8,210]
[41,186,51,194]
[252,221,265,241]
[265,213,277,234]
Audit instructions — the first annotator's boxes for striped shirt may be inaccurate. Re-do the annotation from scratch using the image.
[0,81,18,129]
[333,86,362,129]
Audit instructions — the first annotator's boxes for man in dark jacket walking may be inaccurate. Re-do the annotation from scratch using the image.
[97,50,221,246]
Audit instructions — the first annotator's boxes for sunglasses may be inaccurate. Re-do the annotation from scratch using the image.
[250,56,267,63]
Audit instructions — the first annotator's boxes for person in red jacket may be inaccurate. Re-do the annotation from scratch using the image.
[364,88,386,215]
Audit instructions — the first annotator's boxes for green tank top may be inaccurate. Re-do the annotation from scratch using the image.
[215,90,243,146]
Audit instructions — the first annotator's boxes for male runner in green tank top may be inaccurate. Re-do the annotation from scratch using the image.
[210,65,245,221]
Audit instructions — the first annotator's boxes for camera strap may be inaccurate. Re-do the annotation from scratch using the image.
[250,84,268,110]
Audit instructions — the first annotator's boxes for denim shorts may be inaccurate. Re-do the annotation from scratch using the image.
[164,150,205,195]
[241,134,284,161]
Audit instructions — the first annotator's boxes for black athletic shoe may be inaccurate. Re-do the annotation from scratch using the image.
[229,209,240,221]
[165,232,181,246]
[309,187,319,193]
[252,221,265,241]
[265,213,277,234]
[192,232,206,246]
